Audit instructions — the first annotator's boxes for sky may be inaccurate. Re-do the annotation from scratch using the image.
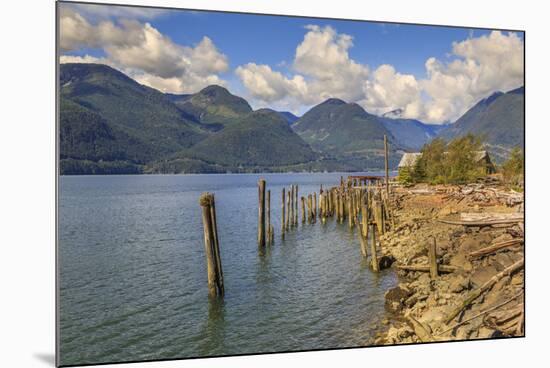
[58,2,524,124]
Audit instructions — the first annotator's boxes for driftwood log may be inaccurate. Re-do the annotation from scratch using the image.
[396,264,458,273]
[468,238,524,258]
[437,291,523,336]
[444,258,524,324]
[438,218,523,226]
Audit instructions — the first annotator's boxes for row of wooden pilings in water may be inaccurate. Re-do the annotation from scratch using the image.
[199,175,400,297]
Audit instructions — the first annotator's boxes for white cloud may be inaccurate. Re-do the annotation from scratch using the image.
[59,54,109,65]
[236,26,523,124]
[362,64,423,118]
[61,6,524,123]
[235,25,369,109]
[235,63,308,102]
[59,7,228,94]
[420,31,524,122]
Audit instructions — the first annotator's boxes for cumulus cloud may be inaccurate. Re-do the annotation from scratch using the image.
[235,25,369,109]
[235,63,308,102]
[362,64,423,118]
[420,31,524,122]
[59,7,228,93]
[236,26,523,124]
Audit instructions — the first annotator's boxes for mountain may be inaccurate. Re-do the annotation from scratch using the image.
[59,64,205,164]
[277,111,300,125]
[167,85,252,130]
[174,108,318,169]
[291,98,401,168]
[437,86,524,161]
[380,117,448,150]
[60,63,318,174]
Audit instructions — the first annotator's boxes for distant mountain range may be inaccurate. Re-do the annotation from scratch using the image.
[437,87,524,162]
[379,117,448,151]
[59,63,524,174]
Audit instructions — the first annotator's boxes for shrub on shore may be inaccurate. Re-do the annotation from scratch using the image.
[501,147,524,189]
[403,134,486,184]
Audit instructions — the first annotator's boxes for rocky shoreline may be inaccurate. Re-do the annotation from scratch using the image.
[371,181,524,345]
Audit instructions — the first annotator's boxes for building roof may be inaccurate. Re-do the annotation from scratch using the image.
[398,152,422,168]
[398,151,490,168]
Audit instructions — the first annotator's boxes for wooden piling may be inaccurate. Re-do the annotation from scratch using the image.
[429,237,439,279]
[281,188,285,239]
[199,193,224,297]
[328,190,333,216]
[258,179,266,247]
[361,200,369,239]
[286,190,290,231]
[313,192,317,223]
[267,189,272,244]
[301,196,306,224]
[290,185,295,228]
[209,194,224,295]
[307,194,312,223]
[339,191,345,223]
[348,194,353,229]
[357,221,369,259]
[370,223,379,272]
[373,200,384,235]
[321,193,327,224]
[294,185,299,226]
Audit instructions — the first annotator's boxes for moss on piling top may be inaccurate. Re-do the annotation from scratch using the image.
[199,193,213,206]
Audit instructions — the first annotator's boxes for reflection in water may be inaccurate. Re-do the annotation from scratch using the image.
[198,297,226,356]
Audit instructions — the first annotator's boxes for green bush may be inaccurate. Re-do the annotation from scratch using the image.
[409,134,486,184]
[501,147,524,187]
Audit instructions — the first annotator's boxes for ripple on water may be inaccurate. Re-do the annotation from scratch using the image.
[59,173,397,365]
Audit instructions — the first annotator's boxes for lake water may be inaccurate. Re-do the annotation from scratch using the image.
[58,173,397,366]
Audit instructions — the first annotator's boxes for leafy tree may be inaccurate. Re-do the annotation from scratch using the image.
[502,147,524,187]
[414,138,446,183]
[411,134,486,184]
[445,134,484,184]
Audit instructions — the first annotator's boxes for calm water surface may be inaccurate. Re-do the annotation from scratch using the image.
[59,173,397,365]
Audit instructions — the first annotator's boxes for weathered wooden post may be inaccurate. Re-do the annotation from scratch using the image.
[321,193,327,224]
[267,189,272,244]
[307,194,313,223]
[290,185,295,228]
[301,196,306,224]
[339,191,345,224]
[286,190,290,231]
[200,193,224,297]
[384,134,390,200]
[328,190,333,216]
[370,223,379,272]
[359,227,368,258]
[258,179,266,247]
[429,237,439,279]
[373,199,384,235]
[294,185,299,226]
[313,192,317,223]
[281,188,286,239]
[348,193,353,229]
[209,193,223,295]
[361,199,369,239]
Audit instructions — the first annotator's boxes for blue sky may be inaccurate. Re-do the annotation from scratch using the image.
[59,2,524,123]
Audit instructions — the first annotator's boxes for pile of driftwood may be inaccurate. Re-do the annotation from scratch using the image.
[440,184,524,208]
[439,212,524,227]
